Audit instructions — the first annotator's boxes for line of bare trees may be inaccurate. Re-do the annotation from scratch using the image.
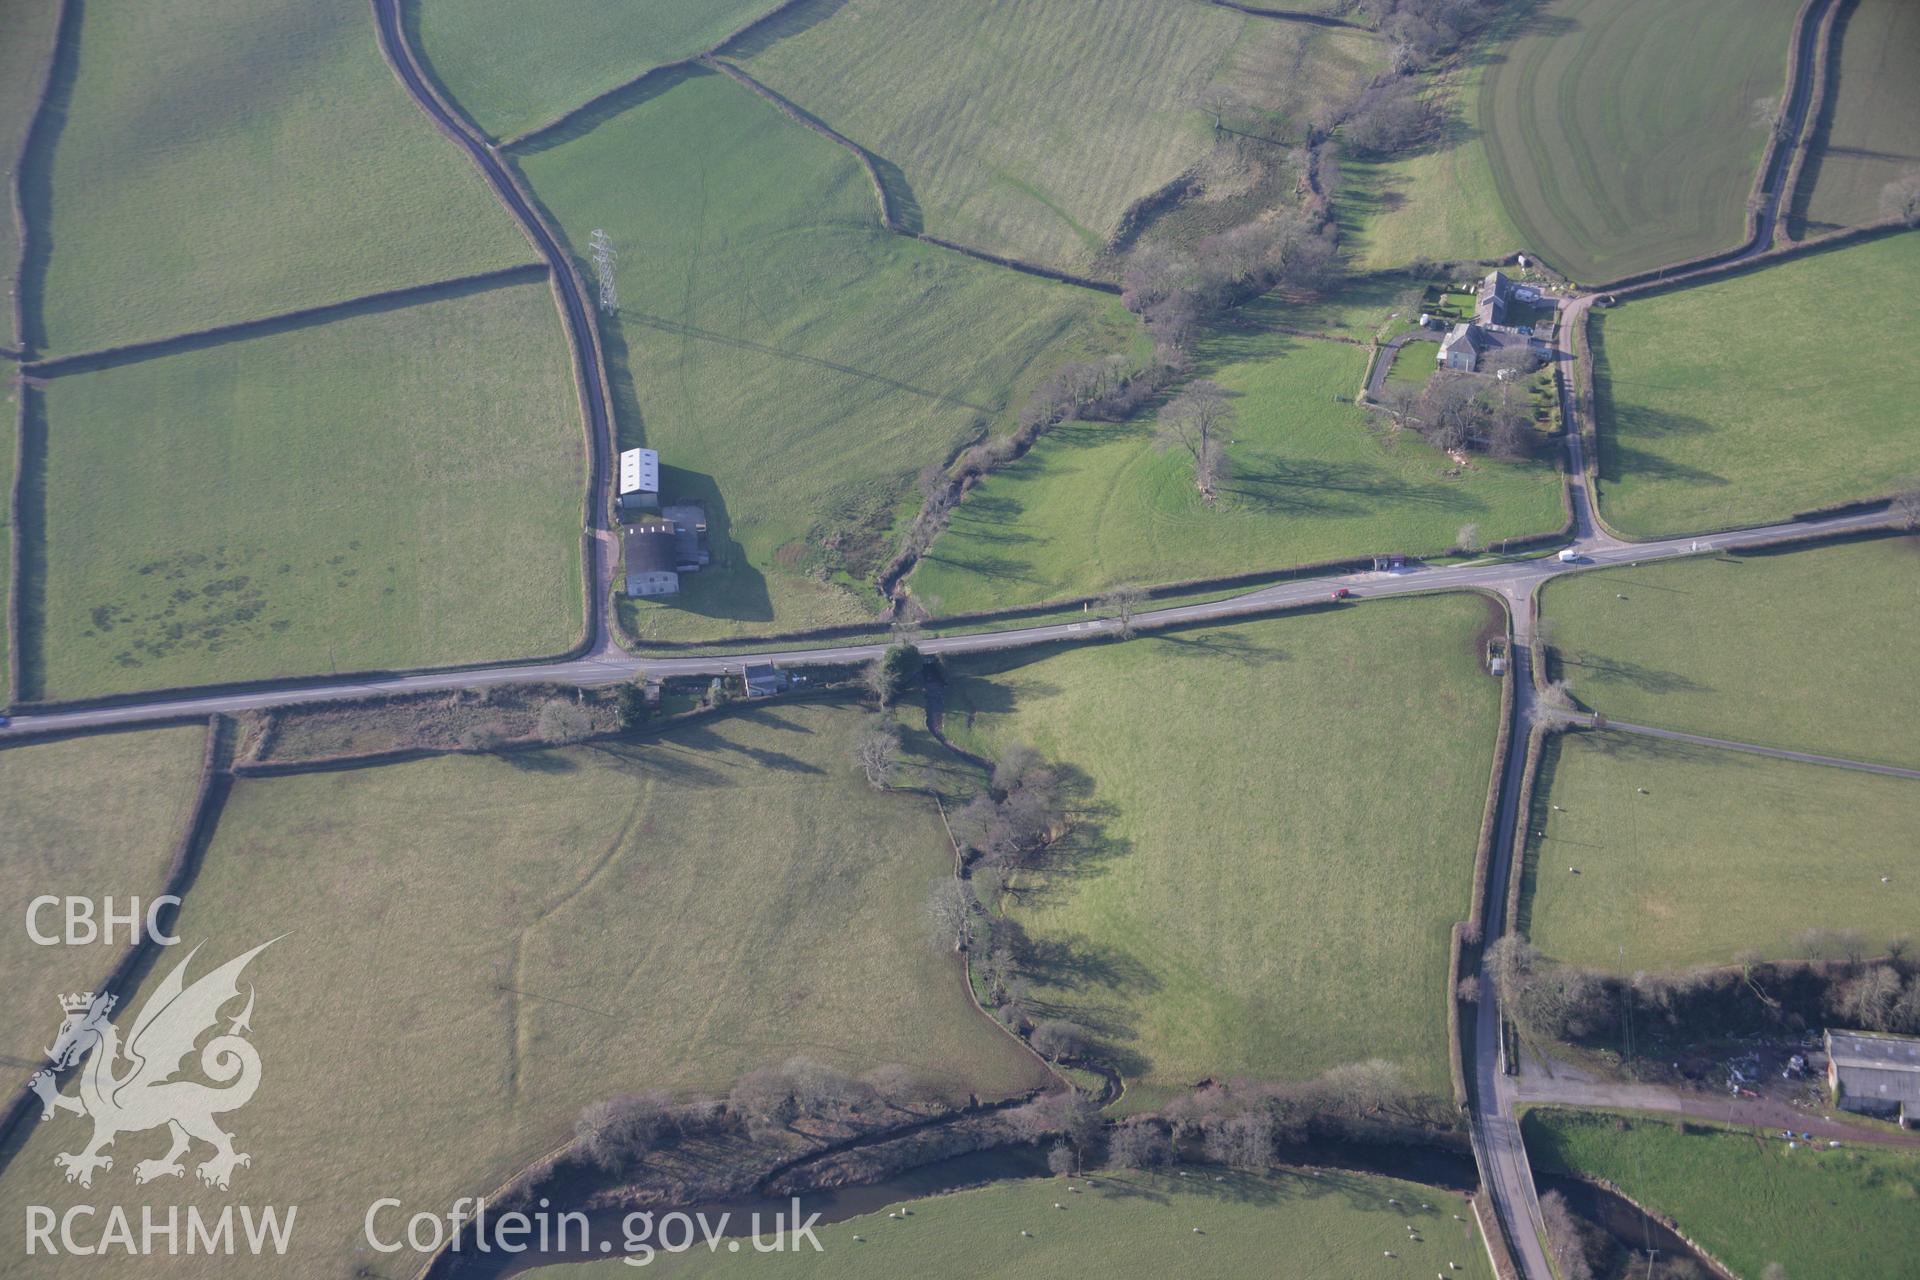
[1122,207,1344,366]
[574,1056,942,1174]
[1488,933,1920,1048]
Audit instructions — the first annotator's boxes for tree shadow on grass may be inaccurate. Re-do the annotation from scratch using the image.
[1225,453,1485,517]
[1148,630,1288,667]
[1561,651,1711,696]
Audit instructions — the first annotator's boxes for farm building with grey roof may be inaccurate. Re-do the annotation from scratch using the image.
[1826,1028,1919,1126]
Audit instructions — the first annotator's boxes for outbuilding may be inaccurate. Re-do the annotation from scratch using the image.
[1826,1029,1920,1127]
[617,447,660,514]
[623,521,679,597]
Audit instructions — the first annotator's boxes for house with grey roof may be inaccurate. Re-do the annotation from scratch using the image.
[1476,269,1510,326]
[1438,322,1483,372]
[1825,1028,1919,1126]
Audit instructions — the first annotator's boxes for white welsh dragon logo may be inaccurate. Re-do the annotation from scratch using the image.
[29,940,275,1191]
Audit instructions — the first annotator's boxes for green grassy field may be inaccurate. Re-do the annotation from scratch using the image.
[1478,0,1799,282]
[0,725,206,1068]
[416,0,780,140]
[515,69,1129,641]
[1523,730,1920,971]
[1524,1108,1920,1280]
[1797,0,1920,234]
[1590,231,1920,536]
[0,0,59,349]
[28,0,530,355]
[30,281,584,700]
[733,0,1380,273]
[551,1168,1495,1279]
[1540,538,1920,766]
[1337,35,1522,271]
[0,705,1043,1280]
[908,315,1563,615]
[939,596,1504,1105]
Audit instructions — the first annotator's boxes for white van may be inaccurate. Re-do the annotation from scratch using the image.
[1557,549,1581,564]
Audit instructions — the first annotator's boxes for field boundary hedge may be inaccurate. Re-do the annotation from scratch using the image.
[496,0,816,150]
[1503,723,1550,938]
[4,381,27,705]
[20,262,547,379]
[3,0,73,358]
[0,714,227,1164]
[706,59,1121,294]
[1778,0,1846,242]
[1206,0,1364,29]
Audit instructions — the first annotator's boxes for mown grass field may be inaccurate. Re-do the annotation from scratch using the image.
[1796,0,1920,234]
[734,0,1380,273]
[28,0,530,355]
[1590,231,1920,537]
[1523,730,1920,971]
[0,705,1043,1280]
[555,1169,1494,1279]
[939,596,1504,1106]
[1540,537,1920,767]
[516,69,1130,642]
[31,281,584,700]
[908,316,1563,615]
[0,0,59,348]
[1524,1108,1920,1280]
[1337,33,1522,271]
[416,0,781,140]
[0,725,206,1069]
[1478,0,1799,282]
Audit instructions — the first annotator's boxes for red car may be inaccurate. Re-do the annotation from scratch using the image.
[1330,588,1354,600]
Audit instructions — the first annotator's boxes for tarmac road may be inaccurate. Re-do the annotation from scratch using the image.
[0,505,1895,739]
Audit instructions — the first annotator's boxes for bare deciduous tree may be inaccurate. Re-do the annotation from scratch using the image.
[1105,1119,1171,1169]
[1456,522,1482,554]
[1155,380,1235,504]
[853,720,901,789]
[924,877,974,952]
[1099,583,1148,639]
[1879,169,1920,227]
[1029,1019,1086,1062]
[537,698,594,745]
